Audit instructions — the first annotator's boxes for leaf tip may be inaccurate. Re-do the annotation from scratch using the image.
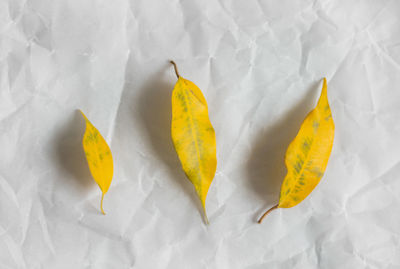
[79,109,88,121]
[204,214,210,225]
[323,77,328,91]
[201,202,210,225]
[317,77,329,107]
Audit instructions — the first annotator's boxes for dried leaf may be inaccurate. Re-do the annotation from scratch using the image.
[80,110,113,215]
[170,61,217,224]
[258,78,335,223]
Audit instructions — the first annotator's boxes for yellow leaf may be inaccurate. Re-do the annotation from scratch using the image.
[170,61,217,224]
[80,110,113,215]
[258,78,334,223]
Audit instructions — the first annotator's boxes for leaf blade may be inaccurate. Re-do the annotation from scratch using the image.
[171,76,217,222]
[80,110,113,214]
[278,78,334,208]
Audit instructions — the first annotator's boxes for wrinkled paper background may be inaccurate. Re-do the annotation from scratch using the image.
[1,0,400,268]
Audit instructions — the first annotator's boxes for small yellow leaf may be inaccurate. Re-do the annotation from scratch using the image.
[258,78,334,223]
[170,61,217,224]
[80,110,113,215]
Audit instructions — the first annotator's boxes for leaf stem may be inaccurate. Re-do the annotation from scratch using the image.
[170,60,180,78]
[100,192,106,215]
[258,204,278,223]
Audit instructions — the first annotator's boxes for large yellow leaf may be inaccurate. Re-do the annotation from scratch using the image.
[170,61,217,224]
[258,78,334,223]
[80,111,113,215]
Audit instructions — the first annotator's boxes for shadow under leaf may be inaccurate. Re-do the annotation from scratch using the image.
[53,110,94,191]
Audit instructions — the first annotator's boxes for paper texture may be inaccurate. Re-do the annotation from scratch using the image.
[1,0,400,268]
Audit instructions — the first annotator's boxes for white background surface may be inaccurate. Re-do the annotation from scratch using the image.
[1,0,400,268]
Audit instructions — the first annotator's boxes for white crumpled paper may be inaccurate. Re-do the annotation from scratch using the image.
[1,0,400,268]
